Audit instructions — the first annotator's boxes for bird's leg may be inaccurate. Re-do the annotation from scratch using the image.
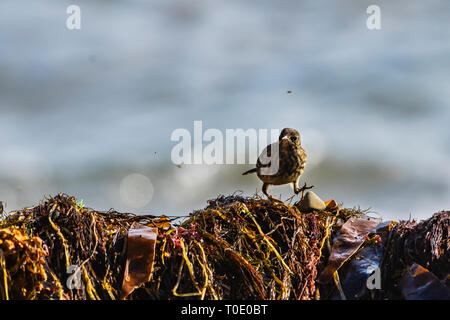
[262,183,273,200]
[262,183,269,196]
[263,183,282,203]
[292,181,301,194]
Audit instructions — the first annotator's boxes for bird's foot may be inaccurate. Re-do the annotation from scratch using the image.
[294,183,314,194]
[298,183,314,200]
[299,182,314,192]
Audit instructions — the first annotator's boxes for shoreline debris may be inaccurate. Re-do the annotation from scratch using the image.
[0,194,448,300]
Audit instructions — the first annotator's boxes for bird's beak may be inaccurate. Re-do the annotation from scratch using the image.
[281,136,289,140]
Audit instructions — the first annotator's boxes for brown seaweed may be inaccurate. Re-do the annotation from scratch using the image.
[1,194,447,300]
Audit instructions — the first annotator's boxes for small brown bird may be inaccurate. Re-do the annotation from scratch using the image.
[242,128,312,200]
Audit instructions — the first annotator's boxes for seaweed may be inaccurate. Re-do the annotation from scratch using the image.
[0,194,175,300]
[377,211,450,299]
[130,194,354,300]
[3,193,445,300]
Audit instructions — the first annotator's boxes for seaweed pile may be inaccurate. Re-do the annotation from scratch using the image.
[378,211,450,299]
[0,194,169,300]
[132,195,346,300]
[0,194,448,300]
[0,228,48,299]
[0,194,352,300]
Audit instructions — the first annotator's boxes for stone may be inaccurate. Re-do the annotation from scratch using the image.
[297,191,326,212]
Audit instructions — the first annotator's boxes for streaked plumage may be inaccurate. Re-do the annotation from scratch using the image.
[242,128,310,199]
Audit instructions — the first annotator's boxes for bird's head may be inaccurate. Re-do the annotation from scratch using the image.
[279,128,301,146]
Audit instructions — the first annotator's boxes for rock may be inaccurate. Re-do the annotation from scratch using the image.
[297,191,326,212]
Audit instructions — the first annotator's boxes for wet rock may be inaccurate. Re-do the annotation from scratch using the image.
[297,191,326,212]
[400,263,450,300]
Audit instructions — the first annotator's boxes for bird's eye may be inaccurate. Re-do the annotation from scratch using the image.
[291,136,297,142]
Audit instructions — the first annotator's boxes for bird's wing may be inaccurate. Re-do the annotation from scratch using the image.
[257,142,282,178]
[299,146,307,167]
[257,143,272,168]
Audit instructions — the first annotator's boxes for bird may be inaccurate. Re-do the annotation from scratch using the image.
[242,128,312,200]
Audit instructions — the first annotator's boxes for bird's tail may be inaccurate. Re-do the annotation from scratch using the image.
[242,168,257,175]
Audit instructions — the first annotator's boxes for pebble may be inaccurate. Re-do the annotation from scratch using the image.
[297,191,326,212]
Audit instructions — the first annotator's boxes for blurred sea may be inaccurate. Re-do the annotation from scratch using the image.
[1,0,449,220]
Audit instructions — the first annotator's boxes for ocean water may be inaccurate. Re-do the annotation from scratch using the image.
[0,0,449,220]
